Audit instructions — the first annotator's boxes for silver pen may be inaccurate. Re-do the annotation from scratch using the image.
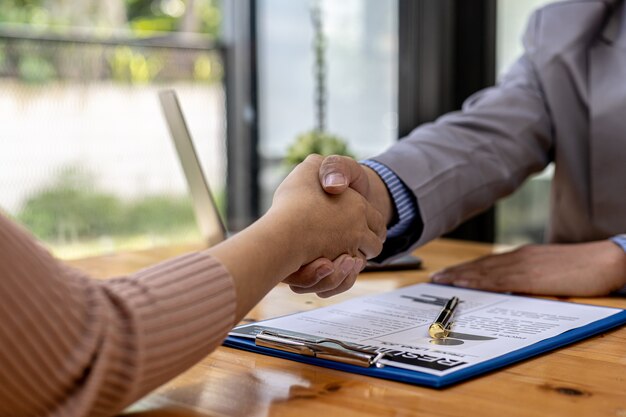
[428,296,460,339]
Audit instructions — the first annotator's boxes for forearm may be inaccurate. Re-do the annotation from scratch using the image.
[0,214,236,417]
[374,55,552,247]
[208,210,305,321]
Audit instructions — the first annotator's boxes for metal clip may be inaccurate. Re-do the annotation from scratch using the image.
[255,330,386,368]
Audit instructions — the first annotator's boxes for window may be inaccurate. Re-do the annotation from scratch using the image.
[256,0,398,210]
[0,0,226,259]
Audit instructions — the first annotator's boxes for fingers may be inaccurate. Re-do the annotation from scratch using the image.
[359,228,384,260]
[366,201,387,243]
[316,266,359,298]
[289,254,364,296]
[283,258,335,287]
[429,246,546,294]
[348,195,384,260]
[319,155,369,196]
[303,153,324,166]
[432,242,626,297]
[430,251,522,290]
[316,253,367,298]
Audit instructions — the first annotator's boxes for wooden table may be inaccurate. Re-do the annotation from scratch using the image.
[68,239,626,417]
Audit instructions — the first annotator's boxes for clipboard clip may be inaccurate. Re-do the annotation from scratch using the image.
[255,330,386,368]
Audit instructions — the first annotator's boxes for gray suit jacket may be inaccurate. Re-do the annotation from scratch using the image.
[374,0,626,256]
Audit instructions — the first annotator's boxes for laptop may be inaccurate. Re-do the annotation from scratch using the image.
[158,90,227,248]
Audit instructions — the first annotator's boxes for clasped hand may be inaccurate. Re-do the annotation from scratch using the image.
[268,155,385,297]
[273,155,391,297]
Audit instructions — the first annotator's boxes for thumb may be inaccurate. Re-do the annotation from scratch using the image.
[319,155,369,196]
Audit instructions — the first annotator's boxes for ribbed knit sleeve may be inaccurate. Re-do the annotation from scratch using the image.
[0,213,236,417]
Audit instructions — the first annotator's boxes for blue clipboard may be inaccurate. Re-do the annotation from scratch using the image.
[224,309,626,388]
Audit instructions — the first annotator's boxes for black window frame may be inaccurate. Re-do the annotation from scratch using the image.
[398,0,497,243]
[227,0,497,242]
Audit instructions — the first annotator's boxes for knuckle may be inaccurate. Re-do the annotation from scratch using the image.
[323,154,344,165]
[316,273,342,292]
[300,274,320,288]
[329,273,345,287]
[320,155,350,175]
[376,210,385,229]
[290,285,309,294]
[358,197,368,212]
[372,240,384,258]
[370,207,384,228]
[340,274,357,293]
[305,153,323,163]
[289,269,324,288]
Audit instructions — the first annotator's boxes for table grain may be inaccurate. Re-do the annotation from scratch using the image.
[68,239,626,417]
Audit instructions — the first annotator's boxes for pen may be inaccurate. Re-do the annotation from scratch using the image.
[428,296,459,339]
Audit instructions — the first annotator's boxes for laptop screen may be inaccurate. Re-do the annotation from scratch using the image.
[158,90,227,247]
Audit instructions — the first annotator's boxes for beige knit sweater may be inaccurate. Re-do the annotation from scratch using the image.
[0,213,237,417]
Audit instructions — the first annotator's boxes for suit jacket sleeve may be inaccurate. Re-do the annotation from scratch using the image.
[372,11,554,259]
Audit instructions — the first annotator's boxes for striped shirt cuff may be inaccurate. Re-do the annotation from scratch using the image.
[610,234,626,253]
[361,159,418,238]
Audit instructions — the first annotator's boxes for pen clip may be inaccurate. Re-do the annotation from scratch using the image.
[255,330,386,368]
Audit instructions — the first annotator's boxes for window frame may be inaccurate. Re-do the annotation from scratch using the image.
[227,0,498,241]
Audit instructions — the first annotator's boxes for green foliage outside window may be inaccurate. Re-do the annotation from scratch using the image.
[18,168,123,242]
[126,0,221,36]
[0,45,6,72]
[18,53,57,83]
[0,0,222,84]
[2,1,226,256]
[0,0,222,37]
[108,46,164,84]
[284,130,354,167]
[122,196,197,236]
[0,1,53,26]
[16,166,212,244]
[193,52,222,83]
[284,1,353,168]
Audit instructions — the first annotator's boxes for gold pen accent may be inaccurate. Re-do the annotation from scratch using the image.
[428,296,459,339]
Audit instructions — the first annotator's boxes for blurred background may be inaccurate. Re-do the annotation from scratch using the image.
[0,0,552,260]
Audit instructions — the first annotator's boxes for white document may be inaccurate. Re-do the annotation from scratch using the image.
[230,283,622,376]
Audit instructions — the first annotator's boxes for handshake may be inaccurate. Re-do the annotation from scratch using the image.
[268,154,394,298]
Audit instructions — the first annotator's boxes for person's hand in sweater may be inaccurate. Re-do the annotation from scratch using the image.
[210,154,386,316]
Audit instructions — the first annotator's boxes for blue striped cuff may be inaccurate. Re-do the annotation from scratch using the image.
[361,159,418,238]
[610,234,626,253]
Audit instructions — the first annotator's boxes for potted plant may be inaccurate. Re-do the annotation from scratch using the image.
[284,0,353,167]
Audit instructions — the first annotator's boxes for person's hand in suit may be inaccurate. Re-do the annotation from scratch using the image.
[269,154,386,266]
[282,155,395,297]
[282,155,626,298]
[430,241,626,296]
